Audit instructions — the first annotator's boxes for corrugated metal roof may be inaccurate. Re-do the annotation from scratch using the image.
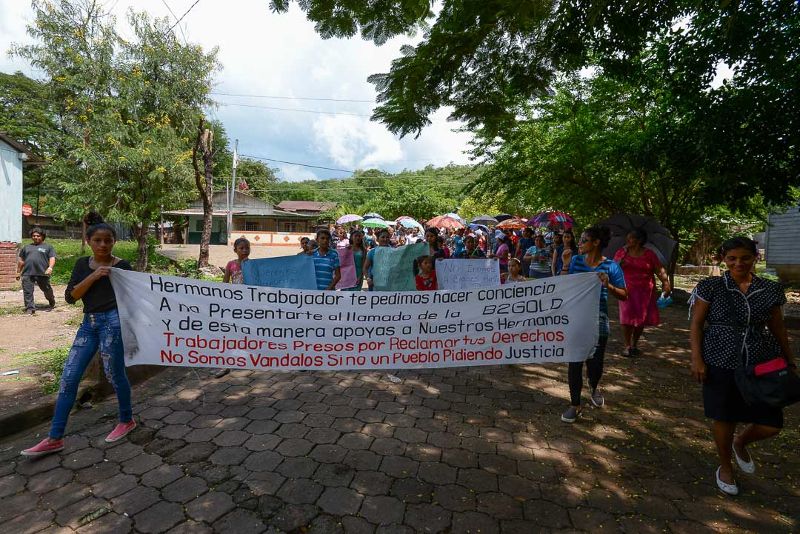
[276,200,336,213]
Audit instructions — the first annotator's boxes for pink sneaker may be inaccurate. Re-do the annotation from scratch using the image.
[21,438,65,457]
[105,420,136,443]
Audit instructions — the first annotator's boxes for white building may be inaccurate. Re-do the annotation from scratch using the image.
[765,205,800,283]
[0,133,43,289]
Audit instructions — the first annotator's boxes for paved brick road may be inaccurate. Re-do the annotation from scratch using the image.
[1,304,798,533]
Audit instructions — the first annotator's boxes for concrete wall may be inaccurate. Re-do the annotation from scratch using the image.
[230,231,314,247]
[0,139,23,243]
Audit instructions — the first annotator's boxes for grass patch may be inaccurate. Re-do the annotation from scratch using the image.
[13,347,70,394]
[42,237,217,282]
[0,305,25,316]
[47,238,139,285]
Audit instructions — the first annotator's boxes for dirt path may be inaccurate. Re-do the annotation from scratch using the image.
[0,285,82,419]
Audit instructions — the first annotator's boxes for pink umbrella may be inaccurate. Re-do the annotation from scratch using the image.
[427,215,465,230]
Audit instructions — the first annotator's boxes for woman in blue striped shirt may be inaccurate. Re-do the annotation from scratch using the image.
[562,225,628,423]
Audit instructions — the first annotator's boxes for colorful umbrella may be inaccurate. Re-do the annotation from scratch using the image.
[426,215,465,230]
[471,215,498,225]
[496,218,527,230]
[398,218,423,230]
[336,214,363,225]
[362,219,390,229]
[528,210,574,229]
[444,212,466,225]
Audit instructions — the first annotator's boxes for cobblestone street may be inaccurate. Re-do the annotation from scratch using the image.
[1,303,799,533]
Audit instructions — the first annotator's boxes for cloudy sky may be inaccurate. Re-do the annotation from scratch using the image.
[0,0,473,181]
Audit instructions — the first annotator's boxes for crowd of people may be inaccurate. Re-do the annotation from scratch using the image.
[16,213,795,499]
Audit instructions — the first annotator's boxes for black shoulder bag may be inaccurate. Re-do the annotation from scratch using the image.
[720,287,800,408]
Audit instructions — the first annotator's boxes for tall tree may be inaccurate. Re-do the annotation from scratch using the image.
[274,1,800,208]
[192,119,214,268]
[14,0,220,270]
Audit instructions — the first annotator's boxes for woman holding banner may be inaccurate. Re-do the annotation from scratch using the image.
[22,213,136,457]
[561,225,627,423]
[344,230,368,290]
[364,229,391,290]
[426,228,449,262]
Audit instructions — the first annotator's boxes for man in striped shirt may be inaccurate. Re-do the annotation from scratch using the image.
[312,229,341,290]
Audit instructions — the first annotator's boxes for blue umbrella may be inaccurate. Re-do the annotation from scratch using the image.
[399,218,424,230]
[469,223,489,232]
[363,212,383,220]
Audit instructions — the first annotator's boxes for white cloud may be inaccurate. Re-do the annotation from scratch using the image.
[312,115,403,169]
[278,164,320,182]
[0,0,474,181]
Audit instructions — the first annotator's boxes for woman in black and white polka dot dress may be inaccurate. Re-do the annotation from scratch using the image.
[689,237,795,496]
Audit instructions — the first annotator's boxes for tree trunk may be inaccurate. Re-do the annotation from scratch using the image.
[135,223,149,271]
[199,184,213,266]
[193,118,214,268]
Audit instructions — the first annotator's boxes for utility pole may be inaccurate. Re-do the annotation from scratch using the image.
[227,139,238,244]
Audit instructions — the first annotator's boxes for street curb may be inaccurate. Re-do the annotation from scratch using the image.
[0,364,164,439]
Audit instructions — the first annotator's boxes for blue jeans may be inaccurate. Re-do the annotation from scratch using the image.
[50,309,132,438]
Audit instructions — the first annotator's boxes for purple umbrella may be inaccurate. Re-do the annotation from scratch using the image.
[336,214,363,225]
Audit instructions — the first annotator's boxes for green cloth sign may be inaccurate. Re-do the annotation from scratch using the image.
[372,243,428,291]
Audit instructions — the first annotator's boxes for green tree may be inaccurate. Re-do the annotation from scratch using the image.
[470,72,776,272]
[0,71,59,156]
[274,1,800,207]
[235,158,279,200]
[14,0,219,270]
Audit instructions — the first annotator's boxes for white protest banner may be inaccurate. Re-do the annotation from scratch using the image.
[437,259,500,290]
[110,269,601,372]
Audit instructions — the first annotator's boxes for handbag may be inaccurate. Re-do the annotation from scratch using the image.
[734,356,800,408]
[719,285,800,408]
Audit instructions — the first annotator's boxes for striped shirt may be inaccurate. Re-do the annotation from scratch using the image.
[569,255,625,336]
[312,248,340,290]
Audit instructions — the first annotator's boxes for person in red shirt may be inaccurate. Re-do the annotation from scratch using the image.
[415,255,438,290]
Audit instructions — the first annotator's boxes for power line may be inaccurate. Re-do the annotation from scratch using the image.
[211,91,374,104]
[240,154,355,173]
[214,102,371,118]
[161,0,187,42]
[168,0,201,32]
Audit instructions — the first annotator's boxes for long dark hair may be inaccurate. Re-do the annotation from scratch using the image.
[563,229,578,254]
[349,230,367,254]
[84,212,116,240]
[426,228,440,250]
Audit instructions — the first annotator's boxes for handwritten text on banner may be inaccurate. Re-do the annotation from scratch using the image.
[110,269,601,372]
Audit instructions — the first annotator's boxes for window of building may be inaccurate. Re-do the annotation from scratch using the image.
[244,220,260,231]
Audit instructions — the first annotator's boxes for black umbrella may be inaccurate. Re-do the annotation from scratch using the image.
[494,214,514,222]
[598,213,676,265]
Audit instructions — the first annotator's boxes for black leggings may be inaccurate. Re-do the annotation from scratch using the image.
[568,337,608,406]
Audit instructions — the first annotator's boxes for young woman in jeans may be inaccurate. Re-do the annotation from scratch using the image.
[561,225,628,423]
[22,212,136,456]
